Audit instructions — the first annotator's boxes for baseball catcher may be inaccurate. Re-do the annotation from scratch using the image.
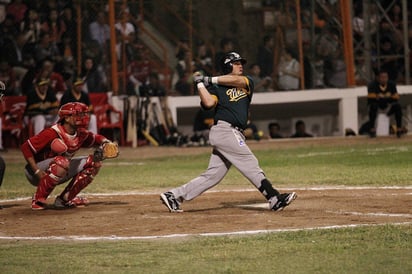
[21,102,119,210]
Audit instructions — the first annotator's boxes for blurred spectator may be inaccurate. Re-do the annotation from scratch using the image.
[40,8,65,45]
[0,13,19,41]
[0,60,17,95]
[214,37,234,74]
[366,69,405,138]
[249,63,272,92]
[60,78,97,134]
[1,31,29,68]
[115,11,136,61]
[172,49,193,96]
[88,10,110,51]
[268,122,283,139]
[127,47,151,95]
[24,77,59,135]
[79,57,107,93]
[277,48,300,90]
[139,72,166,97]
[37,58,66,98]
[256,35,275,77]
[33,32,61,64]
[20,9,41,45]
[57,31,76,74]
[194,41,213,76]
[324,48,347,88]
[375,36,401,82]
[290,120,313,138]
[6,0,28,25]
[244,120,265,141]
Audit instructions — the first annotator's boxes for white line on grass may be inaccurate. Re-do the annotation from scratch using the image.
[0,222,410,241]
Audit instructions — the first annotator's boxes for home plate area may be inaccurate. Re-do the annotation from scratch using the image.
[0,187,411,239]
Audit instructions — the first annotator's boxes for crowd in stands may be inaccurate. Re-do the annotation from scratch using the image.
[1,0,412,98]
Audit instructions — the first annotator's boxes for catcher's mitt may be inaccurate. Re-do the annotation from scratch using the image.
[93,142,119,161]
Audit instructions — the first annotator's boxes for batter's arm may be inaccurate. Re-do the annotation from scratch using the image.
[210,75,248,89]
[198,84,217,109]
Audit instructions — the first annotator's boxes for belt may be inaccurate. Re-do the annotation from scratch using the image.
[216,120,244,133]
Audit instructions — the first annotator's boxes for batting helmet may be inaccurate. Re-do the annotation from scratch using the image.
[221,52,247,74]
[58,102,90,128]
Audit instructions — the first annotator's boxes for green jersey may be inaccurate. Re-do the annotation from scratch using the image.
[208,75,254,129]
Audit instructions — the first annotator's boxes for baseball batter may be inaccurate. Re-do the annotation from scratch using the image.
[161,52,297,212]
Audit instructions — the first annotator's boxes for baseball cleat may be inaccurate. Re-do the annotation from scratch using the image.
[31,199,46,210]
[54,196,89,209]
[270,192,297,211]
[160,192,183,213]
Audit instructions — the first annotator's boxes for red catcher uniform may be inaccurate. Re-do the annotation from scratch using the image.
[21,102,110,210]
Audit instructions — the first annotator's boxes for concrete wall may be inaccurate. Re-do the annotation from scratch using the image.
[168,86,412,137]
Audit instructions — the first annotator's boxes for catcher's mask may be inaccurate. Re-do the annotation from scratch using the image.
[58,102,90,128]
[221,52,247,74]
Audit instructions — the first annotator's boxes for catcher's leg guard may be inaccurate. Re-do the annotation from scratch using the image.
[33,156,70,203]
[58,155,101,202]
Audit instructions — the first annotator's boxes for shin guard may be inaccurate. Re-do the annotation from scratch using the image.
[34,156,69,202]
[59,155,101,202]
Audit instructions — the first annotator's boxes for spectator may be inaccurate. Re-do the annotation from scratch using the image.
[324,48,347,88]
[277,48,300,90]
[172,49,193,96]
[33,32,61,64]
[367,69,405,138]
[24,77,59,135]
[127,47,151,95]
[79,57,107,93]
[375,36,400,82]
[115,11,136,61]
[40,8,65,45]
[20,9,41,45]
[256,35,275,77]
[60,78,97,134]
[88,10,110,51]
[37,58,66,98]
[243,120,265,141]
[190,108,214,146]
[0,60,17,95]
[290,120,313,138]
[248,63,272,92]
[268,122,283,139]
[194,41,213,76]
[214,37,234,74]
[139,72,166,97]
[6,0,28,25]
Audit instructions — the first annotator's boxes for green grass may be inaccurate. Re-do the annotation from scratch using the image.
[1,140,412,273]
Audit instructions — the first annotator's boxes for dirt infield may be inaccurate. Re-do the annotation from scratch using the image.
[1,137,412,239]
[1,187,411,238]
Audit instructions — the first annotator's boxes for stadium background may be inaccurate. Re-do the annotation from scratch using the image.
[1,0,412,144]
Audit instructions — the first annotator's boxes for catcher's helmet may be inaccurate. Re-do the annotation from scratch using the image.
[58,102,90,128]
[221,52,247,74]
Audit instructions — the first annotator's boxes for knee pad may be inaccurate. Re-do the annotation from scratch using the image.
[48,156,70,180]
[83,154,102,177]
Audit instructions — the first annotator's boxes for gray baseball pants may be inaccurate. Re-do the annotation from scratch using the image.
[171,120,266,201]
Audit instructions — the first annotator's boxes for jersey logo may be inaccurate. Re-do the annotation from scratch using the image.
[226,88,249,102]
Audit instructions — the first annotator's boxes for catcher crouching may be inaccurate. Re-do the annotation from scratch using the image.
[21,102,119,210]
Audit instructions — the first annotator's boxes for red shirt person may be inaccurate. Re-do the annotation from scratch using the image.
[21,102,114,210]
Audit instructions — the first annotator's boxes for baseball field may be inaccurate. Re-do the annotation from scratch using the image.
[0,136,411,273]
